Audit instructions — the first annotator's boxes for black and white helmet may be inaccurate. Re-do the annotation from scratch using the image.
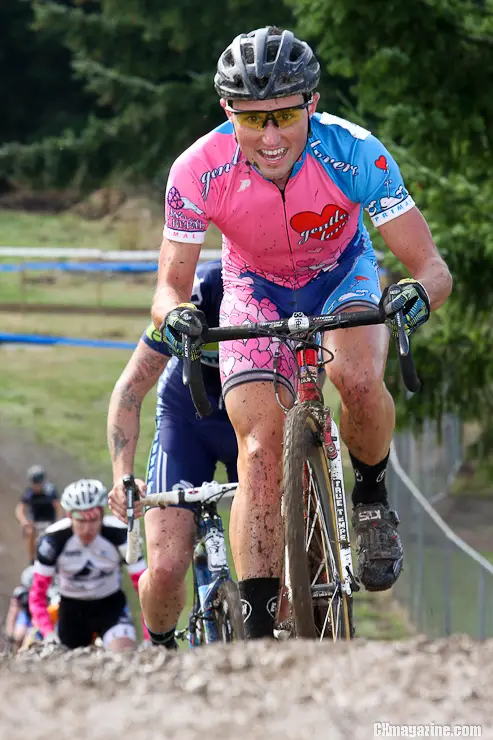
[61,479,107,512]
[214,26,320,101]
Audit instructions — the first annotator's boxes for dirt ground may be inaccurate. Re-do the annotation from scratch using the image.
[0,422,491,738]
[1,636,491,739]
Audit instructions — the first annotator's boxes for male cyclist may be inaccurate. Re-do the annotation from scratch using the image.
[29,479,148,651]
[107,259,238,649]
[16,465,63,563]
[151,27,453,639]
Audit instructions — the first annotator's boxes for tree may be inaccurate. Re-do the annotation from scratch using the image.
[0,1,300,189]
[291,0,493,428]
[0,1,93,152]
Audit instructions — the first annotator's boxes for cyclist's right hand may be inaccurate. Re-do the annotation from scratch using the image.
[160,302,206,359]
[108,477,147,523]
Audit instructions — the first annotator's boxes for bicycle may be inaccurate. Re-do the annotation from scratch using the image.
[180,305,419,641]
[124,477,245,645]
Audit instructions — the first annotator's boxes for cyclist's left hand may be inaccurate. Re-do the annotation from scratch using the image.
[380,278,430,337]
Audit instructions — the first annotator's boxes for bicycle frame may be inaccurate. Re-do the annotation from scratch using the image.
[179,309,419,638]
[293,344,356,599]
[124,478,239,645]
[189,501,234,646]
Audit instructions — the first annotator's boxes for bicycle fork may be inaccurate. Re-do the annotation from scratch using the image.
[324,414,359,596]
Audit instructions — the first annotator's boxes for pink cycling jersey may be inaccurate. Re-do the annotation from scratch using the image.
[163,111,415,394]
[164,112,414,290]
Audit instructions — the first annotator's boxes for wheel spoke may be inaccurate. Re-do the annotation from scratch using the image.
[284,404,353,641]
[310,559,324,586]
[304,460,348,641]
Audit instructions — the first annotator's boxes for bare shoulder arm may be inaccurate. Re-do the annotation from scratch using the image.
[116,338,168,396]
[151,237,202,329]
[15,502,28,525]
[108,340,168,477]
[378,207,453,310]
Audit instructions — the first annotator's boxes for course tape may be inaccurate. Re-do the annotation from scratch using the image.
[0,333,136,350]
[0,262,157,273]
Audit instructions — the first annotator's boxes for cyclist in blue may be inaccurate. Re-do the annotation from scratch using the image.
[107,259,238,648]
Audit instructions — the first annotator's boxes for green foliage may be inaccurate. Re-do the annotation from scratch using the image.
[292,0,493,426]
[0,1,296,189]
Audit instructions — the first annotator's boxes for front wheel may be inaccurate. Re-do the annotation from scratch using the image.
[283,402,354,640]
[215,580,245,643]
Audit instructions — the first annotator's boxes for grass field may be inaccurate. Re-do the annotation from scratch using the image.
[0,200,222,312]
[0,209,123,250]
[0,206,411,642]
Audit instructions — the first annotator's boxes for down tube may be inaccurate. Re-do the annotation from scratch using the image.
[328,418,354,596]
[195,558,220,643]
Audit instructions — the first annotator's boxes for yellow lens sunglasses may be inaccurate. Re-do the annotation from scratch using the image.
[225,100,311,131]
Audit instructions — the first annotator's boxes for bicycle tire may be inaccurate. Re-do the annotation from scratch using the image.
[215,580,245,643]
[283,402,354,640]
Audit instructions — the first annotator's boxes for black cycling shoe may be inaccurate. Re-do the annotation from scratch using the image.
[351,503,403,592]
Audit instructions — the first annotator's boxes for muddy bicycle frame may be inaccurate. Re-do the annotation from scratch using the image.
[124,478,239,645]
[180,306,418,634]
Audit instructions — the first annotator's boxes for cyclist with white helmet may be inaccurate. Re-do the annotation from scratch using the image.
[4,566,35,652]
[16,465,64,563]
[151,26,452,639]
[29,479,148,650]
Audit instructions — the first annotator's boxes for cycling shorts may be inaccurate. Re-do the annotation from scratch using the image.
[219,238,381,398]
[146,404,238,511]
[57,590,136,649]
[14,609,31,630]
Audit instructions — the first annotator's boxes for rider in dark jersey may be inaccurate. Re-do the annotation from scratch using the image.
[15,465,63,563]
[108,259,237,648]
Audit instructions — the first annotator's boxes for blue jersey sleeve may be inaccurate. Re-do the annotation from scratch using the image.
[352,135,415,227]
[142,324,170,356]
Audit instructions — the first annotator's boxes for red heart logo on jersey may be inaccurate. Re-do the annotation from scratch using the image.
[290,204,349,243]
[374,155,388,171]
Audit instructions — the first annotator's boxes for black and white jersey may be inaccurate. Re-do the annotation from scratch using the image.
[34,516,146,600]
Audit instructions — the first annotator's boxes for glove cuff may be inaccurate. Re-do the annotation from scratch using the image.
[398,278,431,311]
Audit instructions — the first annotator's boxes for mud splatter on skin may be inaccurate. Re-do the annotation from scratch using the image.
[324,319,393,466]
[140,507,196,633]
